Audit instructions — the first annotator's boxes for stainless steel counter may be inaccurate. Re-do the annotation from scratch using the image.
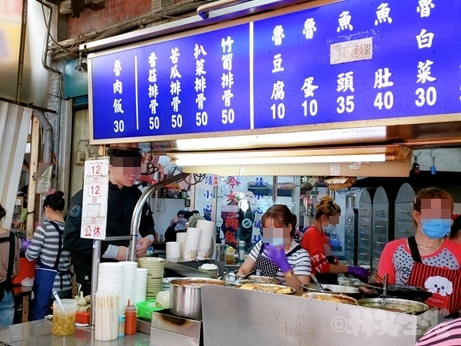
[0,320,150,346]
[202,285,438,346]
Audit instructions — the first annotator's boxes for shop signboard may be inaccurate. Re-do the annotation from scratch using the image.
[89,0,460,142]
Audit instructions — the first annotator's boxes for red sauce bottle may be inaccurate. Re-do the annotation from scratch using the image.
[124,299,137,335]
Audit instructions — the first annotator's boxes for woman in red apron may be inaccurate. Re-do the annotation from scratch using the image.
[300,196,369,284]
[378,187,461,316]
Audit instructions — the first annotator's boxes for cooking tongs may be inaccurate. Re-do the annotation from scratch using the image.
[380,273,389,307]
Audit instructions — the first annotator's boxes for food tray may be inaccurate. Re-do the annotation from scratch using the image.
[302,292,358,305]
[237,283,296,294]
[136,299,163,320]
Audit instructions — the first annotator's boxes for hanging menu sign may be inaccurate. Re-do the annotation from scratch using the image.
[89,0,460,142]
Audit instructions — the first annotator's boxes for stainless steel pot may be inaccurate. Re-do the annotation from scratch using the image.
[170,278,225,319]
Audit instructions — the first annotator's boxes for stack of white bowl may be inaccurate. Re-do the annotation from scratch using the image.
[119,261,138,313]
[138,257,165,299]
[176,233,187,259]
[166,241,181,260]
[183,227,201,260]
[133,268,148,304]
[97,263,124,301]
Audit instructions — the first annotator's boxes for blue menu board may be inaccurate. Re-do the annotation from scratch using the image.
[253,0,461,129]
[91,24,250,140]
[89,0,461,141]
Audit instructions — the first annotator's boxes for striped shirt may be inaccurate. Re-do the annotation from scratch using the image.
[249,240,311,284]
[416,318,461,346]
[26,221,72,292]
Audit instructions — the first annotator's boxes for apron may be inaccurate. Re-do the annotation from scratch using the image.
[30,221,71,321]
[0,232,15,302]
[308,226,339,284]
[255,243,302,279]
[406,236,461,316]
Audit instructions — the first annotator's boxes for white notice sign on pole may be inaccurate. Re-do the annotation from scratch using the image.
[80,157,109,240]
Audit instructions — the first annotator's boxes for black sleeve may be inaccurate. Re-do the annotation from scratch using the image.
[63,190,93,256]
[164,226,176,242]
[139,202,155,238]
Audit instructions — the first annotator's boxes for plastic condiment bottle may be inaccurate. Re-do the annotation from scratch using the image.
[124,300,137,335]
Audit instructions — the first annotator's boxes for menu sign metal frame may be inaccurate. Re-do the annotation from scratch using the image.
[88,0,460,144]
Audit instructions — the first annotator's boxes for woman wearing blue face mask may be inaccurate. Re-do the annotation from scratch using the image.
[300,196,369,284]
[236,205,311,292]
[378,187,461,317]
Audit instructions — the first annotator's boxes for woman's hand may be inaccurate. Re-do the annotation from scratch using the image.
[264,244,291,273]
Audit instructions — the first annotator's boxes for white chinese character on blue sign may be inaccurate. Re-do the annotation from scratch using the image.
[196,59,206,76]
[272,54,284,73]
[148,53,157,68]
[271,81,285,100]
[417,0,435,18]
[113,59,122,77]
[222,54,233,71]
[195,76,207,93]
[302,18,317,39]
[272,25,285,45]
[301,77,319,97]
[416,29,434,49]
[221,37,234,53]
[196,93,207,110]
[337,72,355,92]
[375,3,392,25]
[149,99,158,114]
[170,80,181,96]
[374,68,394,89]
[170,65,182,79]
[337,11,353,32]
[417,60,436,83]
[113,99,124,113]
[221,72,235,89]
[171,97,181,112]
[194,44,207,59]
[170,47,180,64]
[148,84,158,98]
[222,90,234,107]
[113,80,122,94]
[148,68,157,83]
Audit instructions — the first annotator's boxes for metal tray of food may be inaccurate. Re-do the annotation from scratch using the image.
[302,292,358,305]
[357,298,429,315]
[237,276,280,285]
[237,283,296,294]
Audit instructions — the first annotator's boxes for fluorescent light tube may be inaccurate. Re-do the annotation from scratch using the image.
[175,154,386,166]
[175,126,387,150]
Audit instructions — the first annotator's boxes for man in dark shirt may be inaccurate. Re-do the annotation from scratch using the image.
[63,143,155,295]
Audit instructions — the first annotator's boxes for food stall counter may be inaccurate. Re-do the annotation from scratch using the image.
[0,320,150,346]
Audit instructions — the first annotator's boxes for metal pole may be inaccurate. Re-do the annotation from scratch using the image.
[90,240,101,326]
[129,172,189,261]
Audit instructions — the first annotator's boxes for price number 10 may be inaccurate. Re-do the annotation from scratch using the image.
[302,99,318,117]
